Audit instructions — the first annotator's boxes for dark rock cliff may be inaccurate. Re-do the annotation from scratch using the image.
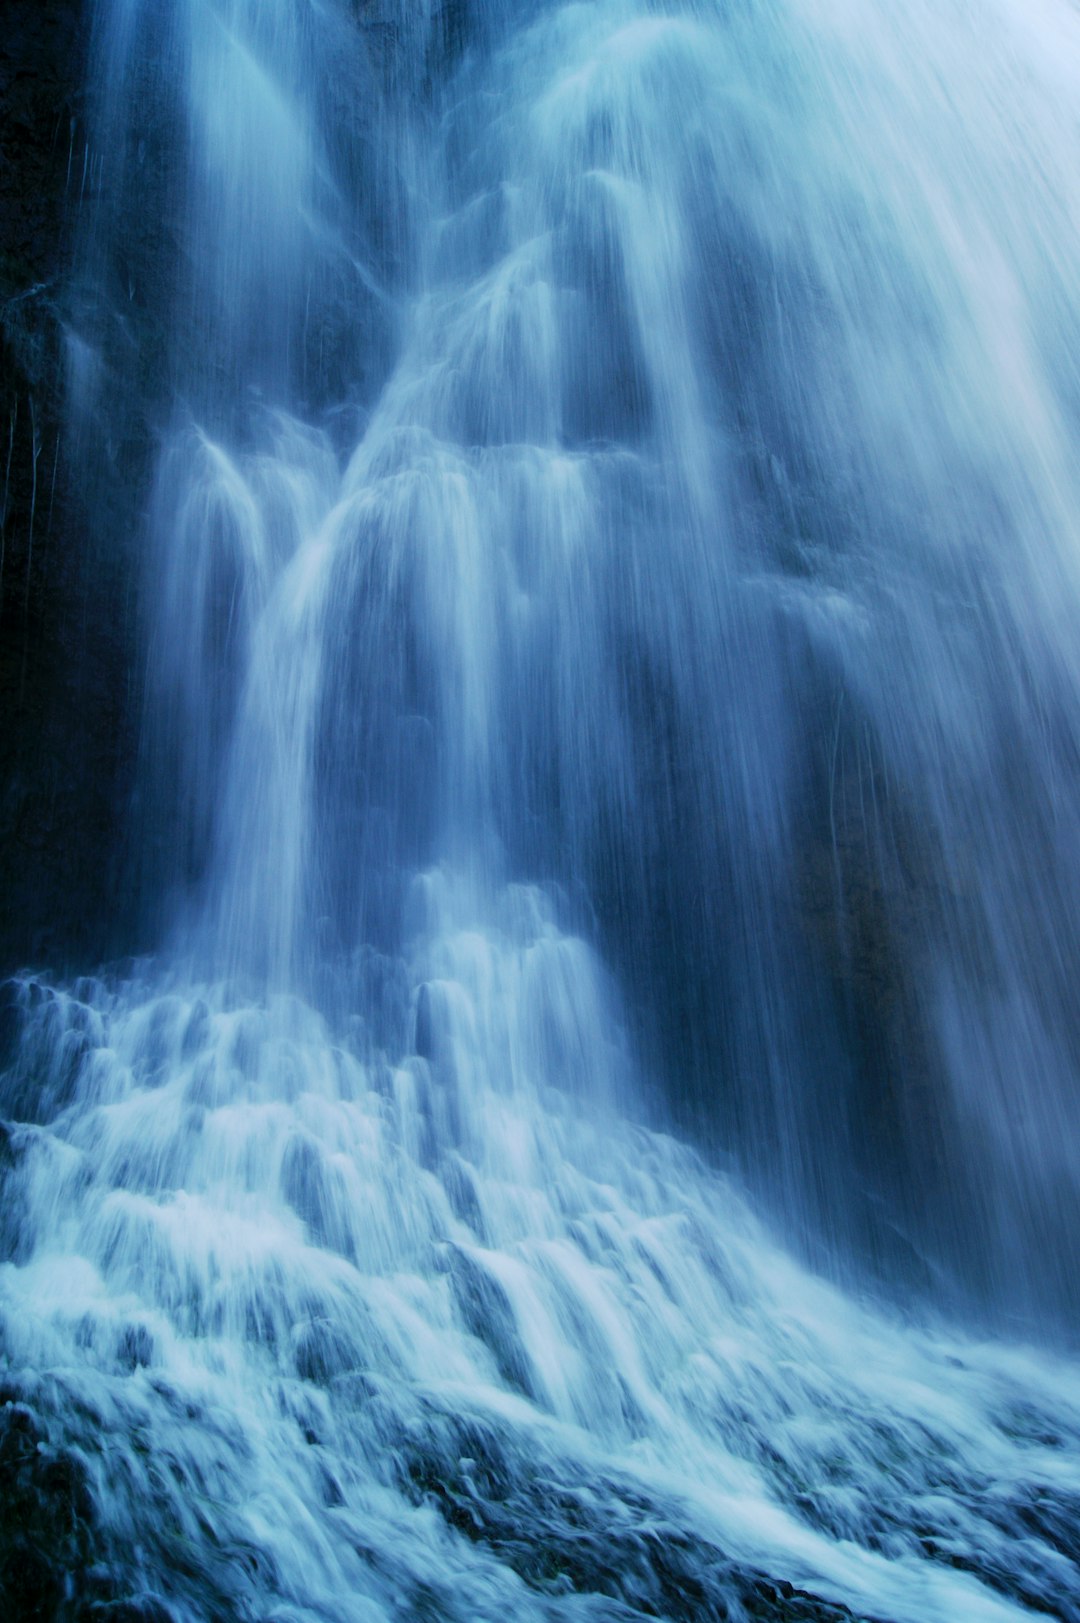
[0,0,143,976]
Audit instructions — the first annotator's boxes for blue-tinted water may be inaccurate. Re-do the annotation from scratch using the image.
[5,1,1080,1617]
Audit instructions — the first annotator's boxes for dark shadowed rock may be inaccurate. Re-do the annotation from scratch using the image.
[0,0,145,977]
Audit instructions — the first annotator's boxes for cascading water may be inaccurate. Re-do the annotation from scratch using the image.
[3,1,1080,1619]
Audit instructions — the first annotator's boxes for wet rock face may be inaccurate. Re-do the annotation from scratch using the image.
[0,1383,193,1623]
[0,1393,98,1622]
[0,1,142,978]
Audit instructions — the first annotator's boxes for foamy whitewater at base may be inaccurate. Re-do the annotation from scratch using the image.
[2,897,1079,1621]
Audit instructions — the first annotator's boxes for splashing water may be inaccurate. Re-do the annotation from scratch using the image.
[4,938,1080,1621]
[5,0,1080,1617]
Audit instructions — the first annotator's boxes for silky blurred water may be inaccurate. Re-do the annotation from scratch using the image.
[5,0,1080,1617]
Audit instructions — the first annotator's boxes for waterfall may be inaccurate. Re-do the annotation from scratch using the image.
[3,1,1080,1618]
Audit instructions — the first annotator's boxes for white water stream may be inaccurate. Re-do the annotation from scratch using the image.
[4,0,1080,1616]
